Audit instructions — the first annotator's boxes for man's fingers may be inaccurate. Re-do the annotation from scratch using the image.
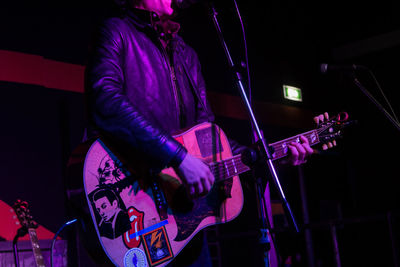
[207,168,215,186]
[202,169,215,195]
[303,144,314,155]
[313,112,330,125]
[321,141,335,150]
[299,136,314,155]
[193,169,215,198]
[288,145,299,165]
[188,185,196,197]
[177,154,215,199]
[287,136,314,166]
[201,177,211,194]
[317,114,324,124]
[291,142,306,163]
[195,182,203,197]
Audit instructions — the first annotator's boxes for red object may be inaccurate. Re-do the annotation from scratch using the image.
[0,200,55,241]
[0,50,84,93]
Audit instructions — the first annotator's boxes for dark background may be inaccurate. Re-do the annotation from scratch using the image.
[0,0,399,266]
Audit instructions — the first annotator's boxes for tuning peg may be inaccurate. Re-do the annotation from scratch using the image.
[337,112,349,122]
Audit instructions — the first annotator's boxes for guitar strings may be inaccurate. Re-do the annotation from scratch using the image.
[205,124,335,181]
[208,155,249,181]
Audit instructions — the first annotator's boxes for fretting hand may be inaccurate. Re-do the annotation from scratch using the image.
[313,112,337,150]
[286,112,333,166]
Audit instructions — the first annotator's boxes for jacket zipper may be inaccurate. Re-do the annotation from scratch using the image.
[159,43,181,127]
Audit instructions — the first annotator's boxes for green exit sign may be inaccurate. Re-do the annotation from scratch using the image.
[283,85,302,102]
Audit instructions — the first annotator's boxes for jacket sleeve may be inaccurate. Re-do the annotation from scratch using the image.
[85,19,186,169]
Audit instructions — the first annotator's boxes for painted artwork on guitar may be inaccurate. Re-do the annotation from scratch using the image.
[83,123,243,267]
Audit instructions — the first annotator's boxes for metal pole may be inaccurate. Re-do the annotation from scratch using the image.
[298,166,316,267]
[330,223,341,267]
[387,212,399,267]
[13,227,28,267]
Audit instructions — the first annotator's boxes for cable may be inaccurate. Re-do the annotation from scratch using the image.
[50,218,78,267]
[366,69,399,123]
[232,0,261,142]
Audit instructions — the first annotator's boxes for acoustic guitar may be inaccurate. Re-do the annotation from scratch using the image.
[74,113,352,267]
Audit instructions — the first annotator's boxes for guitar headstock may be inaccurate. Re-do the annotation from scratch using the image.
[13,199,38,229]
[317,112,356,144]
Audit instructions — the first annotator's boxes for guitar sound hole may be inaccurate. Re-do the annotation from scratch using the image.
[171,185,194,213]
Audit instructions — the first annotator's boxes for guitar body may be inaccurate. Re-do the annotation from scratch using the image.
[82,122,243,267]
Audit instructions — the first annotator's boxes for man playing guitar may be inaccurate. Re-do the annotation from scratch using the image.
[67,0,330,266]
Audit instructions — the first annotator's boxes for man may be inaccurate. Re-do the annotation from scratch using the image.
[82,0,323,265]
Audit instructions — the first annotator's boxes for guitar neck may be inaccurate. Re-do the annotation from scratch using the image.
[210,129,321,182]
[28,228,46,267]
[269,129,320,161]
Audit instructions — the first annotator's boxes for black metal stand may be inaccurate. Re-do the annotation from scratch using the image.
[13,227,28,267]
[253,168,274,267]
[298,165,316,267]
[208,3,299,266]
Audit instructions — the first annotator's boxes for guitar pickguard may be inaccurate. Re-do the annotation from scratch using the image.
[172,178,233,241]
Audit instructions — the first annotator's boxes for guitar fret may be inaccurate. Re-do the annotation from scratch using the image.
[210,155,250,182]
[224,161,230,177]
[232,158,237,174]
[270,130,320,160]
[28,228,45,267]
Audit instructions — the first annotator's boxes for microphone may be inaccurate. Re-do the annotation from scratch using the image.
[320,63,367,74]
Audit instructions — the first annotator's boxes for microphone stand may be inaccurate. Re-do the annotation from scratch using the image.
[13,227,28,267]
[207,3,299,266]
[351,75,400,132]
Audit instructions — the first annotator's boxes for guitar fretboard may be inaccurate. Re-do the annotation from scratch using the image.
[269,129,320,161]
[208,129,321,181]
[28,228,46,267]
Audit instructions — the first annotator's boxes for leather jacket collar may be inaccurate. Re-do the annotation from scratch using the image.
[126,8,180,40]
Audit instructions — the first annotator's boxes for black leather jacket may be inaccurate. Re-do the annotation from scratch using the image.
[85,9,215,170]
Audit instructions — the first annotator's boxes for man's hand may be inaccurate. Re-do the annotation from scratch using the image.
[286,112,332,166]
[314,112,337,150]
[287,135,314,165]
[174,154,215,199]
